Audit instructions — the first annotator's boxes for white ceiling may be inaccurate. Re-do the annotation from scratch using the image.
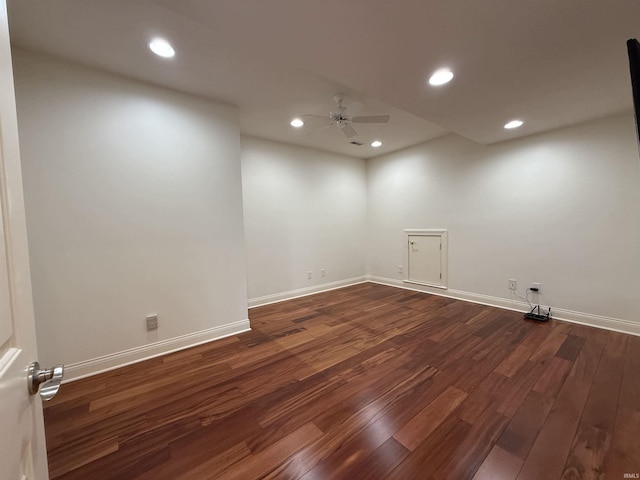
[6,0,640,158]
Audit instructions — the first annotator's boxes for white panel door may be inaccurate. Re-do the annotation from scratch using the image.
[408,234,442,286]
[0,0,50,478]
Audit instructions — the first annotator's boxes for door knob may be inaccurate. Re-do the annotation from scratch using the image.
[27,362,64,401]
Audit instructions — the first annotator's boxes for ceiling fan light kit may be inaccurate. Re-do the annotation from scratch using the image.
[300,93,390,140]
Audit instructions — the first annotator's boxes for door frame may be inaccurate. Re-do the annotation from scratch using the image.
[403,228,448,289]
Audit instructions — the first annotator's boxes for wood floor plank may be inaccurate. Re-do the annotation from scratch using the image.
[47,437,119,479]
[142,406,264,478]
[56,442,170,480]
[555,334,586,362]
[568,328,607,383]
[393,385,468,451]
[578,351,624,433]
[385,414,472,479]
[173,442,252,480]
[561,425,611,480]
[602,406,640,478]
[267,366,432,479]
[493,327,549,377]
[430,407,511,480]
[311,362,439,434]
[473,445,523,480]
[516,376,592,480]
[528,329,568,363]
[495,359,548,418]
[532,356,572,398]
[496,390,555,461]
[41,283,640,479]
[454,372,507,424]
[619,335,640,411]
[561,343,626,479]
[339,437,410,480]
[216,422,323,480]
[297,407,400,479]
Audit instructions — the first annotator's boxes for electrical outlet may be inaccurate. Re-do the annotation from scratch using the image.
[146,314,158,331]
[508,279,517,291]
[531,282,542,292]
[398,265,403,273]
[321,268,326,277]
[307,271,312,280]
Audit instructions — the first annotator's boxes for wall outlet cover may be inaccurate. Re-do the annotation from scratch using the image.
[146,314,158,331]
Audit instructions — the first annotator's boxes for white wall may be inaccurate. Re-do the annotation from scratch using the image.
[13,49,249,370]
[241,136,367,303]
[367,113,640,324]
[12,49,640,375]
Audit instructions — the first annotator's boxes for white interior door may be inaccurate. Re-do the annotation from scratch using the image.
[408,234,442,286]
[0,0,50,478]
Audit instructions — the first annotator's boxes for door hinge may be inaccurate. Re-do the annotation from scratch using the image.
[440,242,442,250]
[440,273,442,279]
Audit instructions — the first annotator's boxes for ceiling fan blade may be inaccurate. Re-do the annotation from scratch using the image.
[302,114,331,120]
[342,124,357,138]
[301,114,333,128]
[351,114,390,124]
[306,123,335,136]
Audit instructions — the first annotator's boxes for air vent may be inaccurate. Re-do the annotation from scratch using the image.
[349,141,364,146]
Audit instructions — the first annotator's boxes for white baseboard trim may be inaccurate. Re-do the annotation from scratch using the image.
[248,276,367,308]
[63,319,251,383]
[367,275,640,337]
[64,277,639,383]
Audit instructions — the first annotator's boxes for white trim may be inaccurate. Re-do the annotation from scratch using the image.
[366,275,640,337]
[403,279,448,290]
[63,275,640,383]
[404,228,448,235]
[63,319,251,383]
[248,277,367,308]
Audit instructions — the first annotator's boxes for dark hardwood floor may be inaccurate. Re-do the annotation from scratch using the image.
[43,283,640,479]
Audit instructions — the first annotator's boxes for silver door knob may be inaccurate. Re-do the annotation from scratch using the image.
[27,362,64,401]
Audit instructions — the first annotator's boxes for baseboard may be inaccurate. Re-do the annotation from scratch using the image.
[366,275,640,337]
[248,276,367,308]
[64,277,639,382]
[63,319,251,383]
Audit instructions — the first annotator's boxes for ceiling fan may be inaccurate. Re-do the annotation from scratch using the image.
[303,94,390,138]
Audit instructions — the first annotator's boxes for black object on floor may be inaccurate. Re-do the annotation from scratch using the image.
[524,305,550,322]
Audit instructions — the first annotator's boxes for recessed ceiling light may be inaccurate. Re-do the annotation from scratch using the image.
[428,68,454,86]
[371,140,383,148]
[290,118,304,128]
[149,39,175,58]
[504,119,524,129]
